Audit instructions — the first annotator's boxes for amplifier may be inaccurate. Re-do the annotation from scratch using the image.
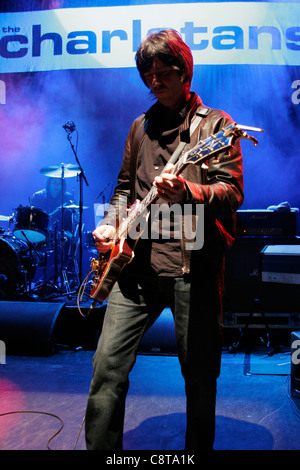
[224,237,300,312]
[236,209,297,237]
[261,245,300,285]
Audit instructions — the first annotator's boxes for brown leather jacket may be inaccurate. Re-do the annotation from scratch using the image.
[101,97,244,275]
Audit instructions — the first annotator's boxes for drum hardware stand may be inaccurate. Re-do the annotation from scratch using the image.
[19,230,41,298]
[47,213,68,292]
[53,221,58,286]
[60,165,66,290]
[66,221,81,286]
[63,121,89,287]
[32,223,79,299]
[50,167,76,296]
[61,269,72,294]
[58,205,82,295]
[60,228,81,295]
[34,160,84,298]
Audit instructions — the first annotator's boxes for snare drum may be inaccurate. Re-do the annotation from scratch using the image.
[0,235,36,294]
[14,206,49,243]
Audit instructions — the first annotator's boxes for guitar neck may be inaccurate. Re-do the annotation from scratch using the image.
[116,135,231,241]
[117,185,157,241]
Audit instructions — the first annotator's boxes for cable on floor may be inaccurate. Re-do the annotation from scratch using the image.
[73,414,85,450]
[0,410,64,450]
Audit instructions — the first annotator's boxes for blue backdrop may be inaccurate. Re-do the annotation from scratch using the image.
[1,0,300,245]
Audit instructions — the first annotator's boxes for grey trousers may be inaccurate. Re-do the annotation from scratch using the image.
[85,261,223,451]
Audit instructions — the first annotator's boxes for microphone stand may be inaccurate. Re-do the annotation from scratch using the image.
[60,165,65,288]
[64,129,88,287]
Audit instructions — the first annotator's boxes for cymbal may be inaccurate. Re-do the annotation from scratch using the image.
[40,163,81,178]
[64,204,88,210]
[0,215,11,221]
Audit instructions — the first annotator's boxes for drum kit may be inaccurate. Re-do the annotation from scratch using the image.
[0,163,90,300]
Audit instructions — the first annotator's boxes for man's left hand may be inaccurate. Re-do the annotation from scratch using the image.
[153,164,186,204]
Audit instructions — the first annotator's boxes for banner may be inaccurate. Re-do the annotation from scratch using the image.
[1,2,300,73]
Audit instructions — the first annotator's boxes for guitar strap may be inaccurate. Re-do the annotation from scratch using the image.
[168,105,211,166]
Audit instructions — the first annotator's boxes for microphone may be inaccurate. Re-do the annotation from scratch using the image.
[62,121,76,134]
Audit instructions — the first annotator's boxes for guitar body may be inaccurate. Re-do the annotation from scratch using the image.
[90,237,134,302]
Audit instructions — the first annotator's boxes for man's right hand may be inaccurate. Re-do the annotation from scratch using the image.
[92,225,116,253]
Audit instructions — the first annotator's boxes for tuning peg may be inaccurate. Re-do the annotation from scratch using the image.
[236,124,264,133]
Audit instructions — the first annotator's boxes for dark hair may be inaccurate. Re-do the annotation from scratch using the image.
[135,29,193,88]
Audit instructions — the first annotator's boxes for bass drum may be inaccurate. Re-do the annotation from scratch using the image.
[0,235,36,296]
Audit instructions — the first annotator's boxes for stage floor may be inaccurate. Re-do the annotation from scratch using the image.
[0,346,299,452]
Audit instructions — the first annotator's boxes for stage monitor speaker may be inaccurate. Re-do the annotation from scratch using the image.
[0,301,65,356]
[291,331,300,399]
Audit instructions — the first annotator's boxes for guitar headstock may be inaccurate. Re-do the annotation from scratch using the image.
[181,123,264,167]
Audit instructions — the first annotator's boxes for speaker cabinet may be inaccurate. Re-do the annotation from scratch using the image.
[0,301,65,356]
[224,237,300,313]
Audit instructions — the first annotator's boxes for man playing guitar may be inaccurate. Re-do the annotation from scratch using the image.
[85,29,245,451]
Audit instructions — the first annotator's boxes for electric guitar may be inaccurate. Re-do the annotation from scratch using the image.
[86,122,262,303]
